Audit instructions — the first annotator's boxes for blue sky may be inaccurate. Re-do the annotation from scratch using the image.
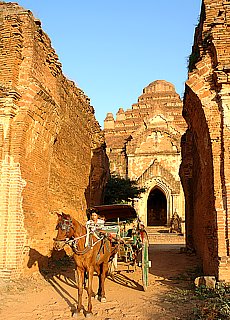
[11,1,201,127]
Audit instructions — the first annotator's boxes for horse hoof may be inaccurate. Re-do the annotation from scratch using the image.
[85,312,93,318]
[100,297,107,303]
[72,311,80,318]
[94,294,99,300]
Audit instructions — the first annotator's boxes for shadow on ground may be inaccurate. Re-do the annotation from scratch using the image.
[27,248,78,313]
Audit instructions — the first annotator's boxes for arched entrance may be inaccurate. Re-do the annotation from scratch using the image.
[147,187,167,226]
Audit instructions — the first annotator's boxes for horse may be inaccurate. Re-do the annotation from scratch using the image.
[53,212,116,317]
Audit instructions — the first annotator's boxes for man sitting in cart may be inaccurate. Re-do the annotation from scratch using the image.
[86,209,105,232]
[86,209,121,243]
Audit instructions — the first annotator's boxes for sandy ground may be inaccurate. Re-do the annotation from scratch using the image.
[0,243,201,320]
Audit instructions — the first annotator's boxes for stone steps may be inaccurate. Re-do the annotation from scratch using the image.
[145,226,185,244]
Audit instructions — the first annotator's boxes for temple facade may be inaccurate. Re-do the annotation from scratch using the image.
[104,80,187,228]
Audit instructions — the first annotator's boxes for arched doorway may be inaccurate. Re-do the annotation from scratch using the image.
[147,187,167,226]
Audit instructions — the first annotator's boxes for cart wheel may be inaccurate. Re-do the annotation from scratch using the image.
[141,233,149,291]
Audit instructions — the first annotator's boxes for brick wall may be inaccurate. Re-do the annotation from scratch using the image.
[181,0,230,281]
[0,2,108,279]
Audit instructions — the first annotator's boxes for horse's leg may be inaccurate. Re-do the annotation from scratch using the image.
[84,270,88,288]
[73,268,84,317]
[85,268,94,317]
[99,262,108,303]
[96,264,102,300]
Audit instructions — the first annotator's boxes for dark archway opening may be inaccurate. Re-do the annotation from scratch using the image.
[147,188,167,226]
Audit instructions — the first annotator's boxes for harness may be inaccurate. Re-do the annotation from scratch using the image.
[55,217,105,255]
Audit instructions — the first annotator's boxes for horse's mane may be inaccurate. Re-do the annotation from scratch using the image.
[71,215,87,234]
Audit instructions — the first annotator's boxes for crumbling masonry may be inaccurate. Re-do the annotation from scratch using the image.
[180,0,230,281]
[0,2,108,279]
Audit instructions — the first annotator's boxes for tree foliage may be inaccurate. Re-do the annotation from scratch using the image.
[103,175,146,205]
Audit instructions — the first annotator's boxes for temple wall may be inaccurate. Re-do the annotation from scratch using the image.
[181,0,230,280]
[0,2,108,279]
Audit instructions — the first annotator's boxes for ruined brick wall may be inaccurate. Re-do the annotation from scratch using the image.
[181,0,230,280]
[104,80,187,226]
[0,2,108,279]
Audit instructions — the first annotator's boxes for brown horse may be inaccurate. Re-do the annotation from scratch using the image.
[53,212,116,317]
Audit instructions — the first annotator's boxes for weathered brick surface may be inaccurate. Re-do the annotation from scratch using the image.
[104,80,187,227]
[181,0,230,280]
[0,2,108,279]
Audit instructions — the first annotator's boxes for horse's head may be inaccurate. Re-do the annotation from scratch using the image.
[53,212,75,251]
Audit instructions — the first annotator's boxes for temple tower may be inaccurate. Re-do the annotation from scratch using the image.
[104,80,187,227]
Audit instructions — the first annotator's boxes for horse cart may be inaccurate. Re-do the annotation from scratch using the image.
[54,204,150,316]
[91,204,150,291]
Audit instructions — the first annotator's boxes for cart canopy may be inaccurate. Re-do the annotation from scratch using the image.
[90,204,137,222]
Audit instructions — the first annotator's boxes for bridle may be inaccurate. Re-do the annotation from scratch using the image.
[55,216,73,233]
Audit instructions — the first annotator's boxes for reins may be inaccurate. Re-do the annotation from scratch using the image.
[65,233,104,255]
[56,216,105,255]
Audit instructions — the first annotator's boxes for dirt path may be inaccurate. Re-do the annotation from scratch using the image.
[0,243,200,320]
